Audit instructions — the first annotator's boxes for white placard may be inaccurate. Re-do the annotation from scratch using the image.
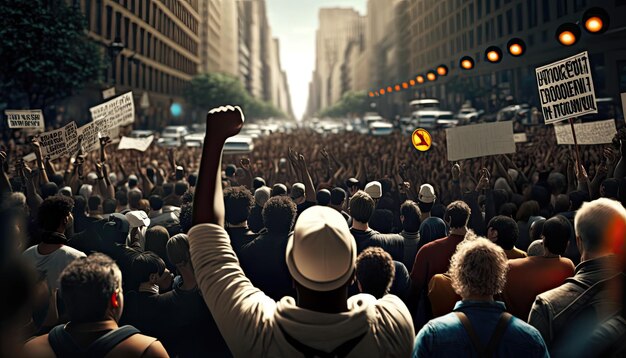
[102,87,116,100]
[446,121,516,161]
[553,119,616,145]
[38,122,78,160]
[117,135,154,152]
[22,152,37,162]
[513,133,528,143]
[77,121,100,153]
[5,109,44,129]
[90,91,135,129]
[536,51,597,124]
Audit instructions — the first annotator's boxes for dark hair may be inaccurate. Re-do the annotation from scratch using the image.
[488,215,519,250]
[179,203,193,234]
[529,218,546,243]
[130,251,166,290]
[499,202,518,218]
[145,226,171,268]
[115,190,128,206]
[369,209,394,234]
[41,182,59,199]
[542,215,571,255]
[516,200,540,222]
[163,183,174,197]
[146,167,155,180]
[73,195,86,215]
[330,187,347,206]
[419,217,448,247]
[400,200,421,232]
[253,177,266,190]
[225,164,237,177]
[174,181,189,196]
[188,173,198,187]
[128,191,142,209]
[102,199,117,214]
[262,196,296,233]
[316,189,331,206]
[444,201,471,228]
[60,253,120,323]
[569,191,589,211]
[88,195,102,212]
[601,178,619,199]
[349,191,375,223]
[149,195,163,211]
[50,173,64,188]
[38,196,74,231]
[128,177,138,189]
[224,186,254,225]
[554,194,570,214]
[356,247,395,299]
[271,183,287,197]
[417,201,434,213]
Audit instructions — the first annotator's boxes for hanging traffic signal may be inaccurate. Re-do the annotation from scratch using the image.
[416,75,425,84]
[409,79,416,86]
[485,46,503,63]
[436,65,448,76]
[555,23,581,46]
[460,56,475,70]
[402,82,409,89]
[426,71,437,81]
[387,86,393,93]
[379,88,385,95]
[507,38,526,57]
[582,7,609,34]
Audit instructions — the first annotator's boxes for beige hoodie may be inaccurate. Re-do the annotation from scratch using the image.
[189,223,415,357]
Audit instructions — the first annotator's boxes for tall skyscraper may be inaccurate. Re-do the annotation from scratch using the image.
[199,0,222,73]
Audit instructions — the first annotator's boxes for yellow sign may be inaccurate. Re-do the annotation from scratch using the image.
[412,128,432,152]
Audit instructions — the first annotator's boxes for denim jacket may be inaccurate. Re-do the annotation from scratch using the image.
[413,300,549,358]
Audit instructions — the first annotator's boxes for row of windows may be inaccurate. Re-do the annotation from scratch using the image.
[149,2,198,54]
[111,54,188,96]
[110,0,198,33]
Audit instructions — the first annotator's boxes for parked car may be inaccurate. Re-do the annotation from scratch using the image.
[223,135,254,155]
[409,99,455,129]
[129,130,154,138]
[369,121,393,136]
[456,108,484,124]
[183,133,205,147]
[160,126,189,140]
[496,104,530,122]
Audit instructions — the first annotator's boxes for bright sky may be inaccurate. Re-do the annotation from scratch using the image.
[266,0,367,120]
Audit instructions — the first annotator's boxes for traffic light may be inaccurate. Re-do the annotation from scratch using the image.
[436,65,448,76]
[507,38,526,57]
[426,71,437,81]
[485,46,503,63]
[582,7,609,34]
[555,23,581,46]
[459,56,475,70]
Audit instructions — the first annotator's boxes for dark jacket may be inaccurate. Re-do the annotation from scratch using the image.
[350,228,404,262]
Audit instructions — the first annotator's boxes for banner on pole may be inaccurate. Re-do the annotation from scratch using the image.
[536,51,597,125]
[553,119,616,145]
[118,135,154,152]
[446,121,516,161]
[5,110,44,129]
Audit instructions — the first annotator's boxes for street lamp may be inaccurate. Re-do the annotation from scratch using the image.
[460,56,475,70]
[555,23,581,46]
[507,38,526,57]
[582,7,609,34]
[485,46,503,63]
[108,36,124,85]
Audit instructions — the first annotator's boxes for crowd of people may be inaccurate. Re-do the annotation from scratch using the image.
[1,107,626,357]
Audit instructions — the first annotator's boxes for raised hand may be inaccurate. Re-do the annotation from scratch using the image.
[206,105,244,140]
[99,136,112,147]
[451,162,461,180]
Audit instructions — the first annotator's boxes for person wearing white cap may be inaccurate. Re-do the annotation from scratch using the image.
[364,181,382,200]
[418,183,436,221]
[188,107,414,357]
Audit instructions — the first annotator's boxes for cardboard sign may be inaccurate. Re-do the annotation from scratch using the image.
[38,122,78,160]
[513,133,528,143]
[5,110,44,129]
[554,119,616,145]
[90,91,135,129]
[446,121,516,161]
[77,121,100,153]
[22,153,37,162]
[118,135,154,152]
[536,51,597,124]
[102,87,116,100]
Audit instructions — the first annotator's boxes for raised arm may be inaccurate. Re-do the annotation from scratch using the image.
[0,151,12,194]
[30,137,49,185]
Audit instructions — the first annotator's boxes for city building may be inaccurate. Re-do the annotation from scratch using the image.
[199,0,222,73]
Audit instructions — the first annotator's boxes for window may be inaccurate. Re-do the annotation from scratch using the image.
[516,3,523,31]
[124,18,130,45]
[115,11,122,38]
[485,0,491,14]
[477,0,482,19]
[469,3,474,23]
[85,0,92,30]
[96,0,102,34]
[556,0,567,17]
[527,0,537,28]
[140,28,145,54]
[106,6,113,39]
[497,14,503,37]
[495,0,500,10]
[542,0,550,22]
[506,9,513,34]
[469,29,474,48]
[477,24,482,45]
[132,23,137,51]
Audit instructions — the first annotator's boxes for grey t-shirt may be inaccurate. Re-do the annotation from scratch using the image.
[22,245,86,291]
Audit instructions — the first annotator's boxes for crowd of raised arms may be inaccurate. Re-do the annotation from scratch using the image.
[1,106,626,357]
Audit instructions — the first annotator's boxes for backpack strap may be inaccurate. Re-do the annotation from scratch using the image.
[87,325,140,358]
[48,324,82,357]
[485,312,512,357]
[279,325,367,358]
[455,312,487,358]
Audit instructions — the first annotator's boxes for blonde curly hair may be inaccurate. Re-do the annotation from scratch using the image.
[450,237,508,299]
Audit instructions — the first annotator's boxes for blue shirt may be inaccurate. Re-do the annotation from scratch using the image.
[413,300,549,358]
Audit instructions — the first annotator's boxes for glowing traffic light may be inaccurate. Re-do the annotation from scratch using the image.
[507,38,526,57]
[387,86,393,93]
[460,56,474,70]
[426,71,437,81]
[582,7,609,34]
[379,88,385,95]
[485,46,503,63]
[394,84,401,91]
[436,65,448,76]
[409,79,416,86]
[555,23,581,46]
[402,82,408,89]
[416,75,425,84]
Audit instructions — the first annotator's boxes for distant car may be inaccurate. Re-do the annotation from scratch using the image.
[409,99,455,129]
[223,135,254,155]
[129,130,154,138]
[161,126,189,141]
[456,108,484,124]
[157,138,182,148]
[496,104,530,122]
[369,121,393,136]
[183,133,205,147]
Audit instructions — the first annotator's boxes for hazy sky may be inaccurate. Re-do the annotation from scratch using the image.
[266,0,366,120]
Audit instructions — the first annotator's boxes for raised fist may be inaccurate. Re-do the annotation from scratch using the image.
[206,105,244,140]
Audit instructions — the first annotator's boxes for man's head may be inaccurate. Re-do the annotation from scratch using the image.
[450,237,508,299]
[145,226,170,265]
[400,200,421,233]
[101,213,130,245]
[254,186,271,207]
[174,182,189,196]
[369,209,394,234]
[290,183,305,203]
[349,190,375,224]
[601,178,619,199]
[60,253,123,323]
[487,215,519,250]
[346,178,359,195]
[223,186,254,225]
[574,198,626,260]
[149,195,164,211]
[542,215,571,255]
[166,233,191,269]
[130,251,172,291]
[418,184,436,212]
[38,196,74,233]
[41,182,59,200]
[444,200,471,229]
[554,194,570,214]
[271,183,288,197]
[115,190,128,207]
[262,196,297,234]
[356,247,395,299]
[225,164,237,178]
[316,189,331,206]
[569,190,590,211]
[286,206,356,293]
[102,199,117,215]
[253,177,266,191]
[330,187,347,210]
[127,175,138,189]
[128,191,142,210]
[88,195,102,214]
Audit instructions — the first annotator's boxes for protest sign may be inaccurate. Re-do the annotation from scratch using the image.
[513,133,528,143]
[553,119,616,145]
[536,51,597,124]
[5,110,44,129]
[446,121,515,161]
[22,153,37,162]
[77,121,100,153]
[90,91,135,130]
[118,135,154,152]
[102,87,116,100]
[38,122,77,160]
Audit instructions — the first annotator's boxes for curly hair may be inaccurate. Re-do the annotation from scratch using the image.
[38,195,74,231]
[224,186,254,225]
[356,247,395,298]
[60,253,121,323]
[262,196,296,233]
[450,237,508,299]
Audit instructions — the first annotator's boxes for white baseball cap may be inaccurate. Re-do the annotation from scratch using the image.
[419,184,436,203]
[286,206,356,292]
[364,181,382,199]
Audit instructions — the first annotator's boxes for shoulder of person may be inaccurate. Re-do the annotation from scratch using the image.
[508,316,549,345]
[22,334,55,358]
[60,245,86,258]
[371,294,413,327]
[110,333,166,358]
